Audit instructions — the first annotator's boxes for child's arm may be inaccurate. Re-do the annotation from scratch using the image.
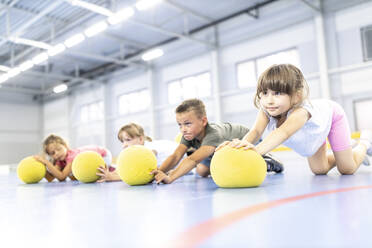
[243,109,270,143]
[216,109,269,151]
[152,145,215,184]
[96,166,121,182]
[158,144,188,173]
[34,155,72,182]
[254,108,310,155]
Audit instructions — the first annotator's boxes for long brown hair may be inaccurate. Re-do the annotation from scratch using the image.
[254,64,309,109]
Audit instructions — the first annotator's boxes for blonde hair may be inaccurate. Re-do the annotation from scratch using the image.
[254,64,309,109]
[117,123,152,142]
[42,134,69,156]
[175,98,206,119]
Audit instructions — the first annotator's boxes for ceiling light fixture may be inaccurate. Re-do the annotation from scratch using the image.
[107,7,134,25]
[48,43,66,56]
[84,21,108,37]
[19,60,34,72]
[64,33,85,48]
[135,0,163,11]
[68,0,113,16]
[53,83,68,94]
[141,48,164,61]
[32,52,49,65]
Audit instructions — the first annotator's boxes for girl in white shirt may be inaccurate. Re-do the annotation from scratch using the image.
[97,123,179,182]
[218,64,371,175]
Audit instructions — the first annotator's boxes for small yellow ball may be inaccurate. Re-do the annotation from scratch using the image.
[17,156,46,184]
[117,145,157,185]
[210,146,267,188]
[72,151,105,183]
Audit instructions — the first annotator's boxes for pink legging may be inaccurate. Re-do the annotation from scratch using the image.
[327,102,352,152]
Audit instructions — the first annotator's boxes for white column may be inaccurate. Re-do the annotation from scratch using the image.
[315,13,331,99]
[211,49,222,123]
[147,68,157,138]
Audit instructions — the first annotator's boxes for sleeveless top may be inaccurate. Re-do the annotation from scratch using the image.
[265,99,334,157]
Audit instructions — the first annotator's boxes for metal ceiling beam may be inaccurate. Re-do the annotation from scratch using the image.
[0,84,43,94]
[0,0,65,49]
[128,19,215,48]
[300,0,321,12]
[165,0,214,23]
[0,2,70,24]
[78,0,280,79]
[0,0,22,17]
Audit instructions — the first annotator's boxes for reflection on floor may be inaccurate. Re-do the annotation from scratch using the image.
[1,151,372,248]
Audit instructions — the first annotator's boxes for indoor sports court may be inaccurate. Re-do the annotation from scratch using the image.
[1,1,372,248]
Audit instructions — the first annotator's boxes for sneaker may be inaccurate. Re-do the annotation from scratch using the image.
[351,138,370,165]
[360,130,372,156]
[263,153,284,173]
[363,156,370,166]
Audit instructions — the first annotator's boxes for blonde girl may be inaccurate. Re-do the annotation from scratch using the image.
[34,134,112,182]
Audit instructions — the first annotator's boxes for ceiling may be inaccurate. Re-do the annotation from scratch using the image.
[0,0,369,98]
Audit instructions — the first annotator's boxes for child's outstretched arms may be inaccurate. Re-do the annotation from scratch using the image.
[152,145,215,184]
[34,155,72,182]
[96,166,121,182]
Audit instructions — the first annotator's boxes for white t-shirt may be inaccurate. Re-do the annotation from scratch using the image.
[265,99,334,157]
[144,140,179,166]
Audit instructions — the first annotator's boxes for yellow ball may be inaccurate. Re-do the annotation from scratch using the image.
[117,145,157,185]
[174,133,183,143]
[72,151,105,183]
[210,146,267,188]
[17,156,46,184]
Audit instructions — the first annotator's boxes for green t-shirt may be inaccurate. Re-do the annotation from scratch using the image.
[180,123,249,150]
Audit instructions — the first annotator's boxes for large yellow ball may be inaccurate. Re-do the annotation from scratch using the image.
[117,145,157,185]
[174,133,183,143]
[17,156,46,184]
[72,151,105,183]
[210,146,267,188]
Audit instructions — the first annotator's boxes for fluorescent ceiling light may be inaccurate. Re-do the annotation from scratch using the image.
[0,65,10,72]
[9,37,52,50]
[84,21,108,37]
[107,7,134,25]
[53,83,68,94]
[141,48,164,61]
[19,60,34,72]
[32,52,49,65]
[0,74,9,84]
[135,0,163,11]
[69,0,113,16]
[7,67,21,78]
[48,43,66,57]
[64,33,85,48]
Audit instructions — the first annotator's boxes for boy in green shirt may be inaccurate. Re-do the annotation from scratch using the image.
[151,98,283,184]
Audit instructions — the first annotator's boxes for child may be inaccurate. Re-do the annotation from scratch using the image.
[96,123,181,182]
[217,64,371,175]
[151,98,283,184]
[34,134,112,182]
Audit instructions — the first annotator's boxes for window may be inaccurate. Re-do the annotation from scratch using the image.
[80,101,104,122]
[237,61,256,88]
[237,49,300,88]
[167,72,211,104]
[256,49,300,76]
[361,25,372,61]
[118,89,150,115]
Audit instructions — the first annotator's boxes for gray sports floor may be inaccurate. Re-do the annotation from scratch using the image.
[1,151,372,248]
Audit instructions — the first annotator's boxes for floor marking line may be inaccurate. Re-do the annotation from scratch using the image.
[171,185,372,248]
